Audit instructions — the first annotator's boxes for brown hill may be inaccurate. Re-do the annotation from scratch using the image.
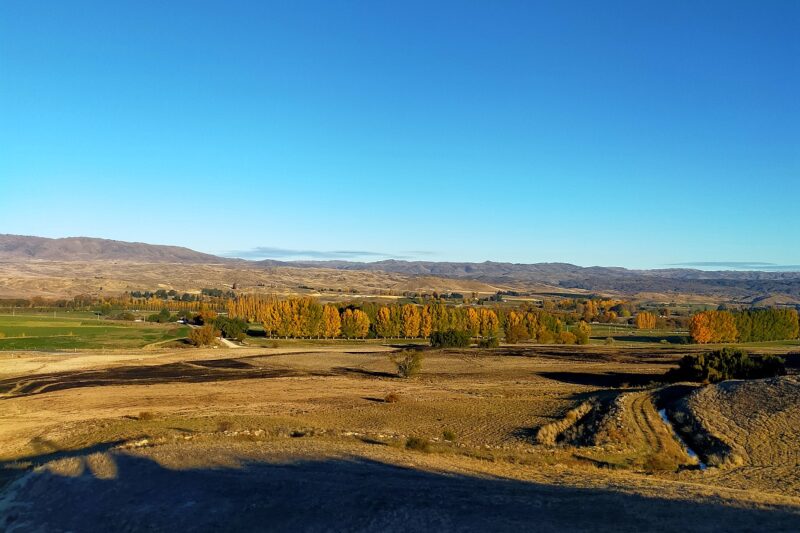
[0,234,226,264]
[1,235,799,303]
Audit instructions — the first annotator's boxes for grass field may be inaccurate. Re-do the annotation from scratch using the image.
[0,343,798,530]
[0,315,189,350]
[1,344,799,530]
[0,309,101,319]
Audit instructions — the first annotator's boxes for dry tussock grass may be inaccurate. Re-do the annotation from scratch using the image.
[536,401,594,445]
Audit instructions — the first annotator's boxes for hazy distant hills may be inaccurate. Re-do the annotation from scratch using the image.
[1,234,798,303]
[268,259,800,302]
[0,234,226,264]
[274,259,800,283]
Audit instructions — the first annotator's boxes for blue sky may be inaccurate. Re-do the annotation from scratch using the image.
[1,1,798,269]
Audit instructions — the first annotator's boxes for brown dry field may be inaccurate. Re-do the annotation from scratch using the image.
[1,344,799,531]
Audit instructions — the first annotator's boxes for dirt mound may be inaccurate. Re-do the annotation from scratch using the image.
[679,376,800,468]
[536,390,699,472]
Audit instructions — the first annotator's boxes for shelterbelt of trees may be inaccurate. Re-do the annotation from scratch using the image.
[689,308,800,344]
[225,295,591,343]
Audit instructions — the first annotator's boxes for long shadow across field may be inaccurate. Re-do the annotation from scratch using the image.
[538,370,660,388]
[0,358,331,398]
[0,356,401,399]
[2,447,798,532]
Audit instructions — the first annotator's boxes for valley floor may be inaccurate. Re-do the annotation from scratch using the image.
[1,345,798,531]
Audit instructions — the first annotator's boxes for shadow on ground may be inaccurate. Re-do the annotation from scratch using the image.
[538,371,660,388]
[0,354,403,399]
[0,359,326,399]
[2,446,798,532]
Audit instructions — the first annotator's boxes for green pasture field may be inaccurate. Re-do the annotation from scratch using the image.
[586,323,800,349]
[0,315,189,350]
[0,308,100,319]
[586,324,690,345]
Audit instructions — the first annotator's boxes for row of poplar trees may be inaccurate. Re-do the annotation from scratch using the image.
[225,295,502,339]
[225,295,578,341]
[689,308,799,344]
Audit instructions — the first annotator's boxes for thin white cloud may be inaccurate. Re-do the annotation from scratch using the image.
[222,246,431,261]
[669,261,800,271]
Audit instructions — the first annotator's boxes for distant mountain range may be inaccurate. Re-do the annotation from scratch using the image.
[0,234,224,264]
[1,234,799,303]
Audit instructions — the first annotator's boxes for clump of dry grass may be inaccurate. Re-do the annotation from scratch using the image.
[642,454,678,472]
[384,392,400,403]
[391,352,423,378]
[405,436,431,452]
[138,411,155,421]
[536,401,594,446]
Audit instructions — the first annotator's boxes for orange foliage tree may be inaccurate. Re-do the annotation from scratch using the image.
[401,304,421,338]
[321,305,341,338]
[690,310,738,344]
[635,311,657,329]
[341,309,370,339]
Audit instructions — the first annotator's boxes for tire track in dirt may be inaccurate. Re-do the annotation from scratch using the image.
[621,391,692,465]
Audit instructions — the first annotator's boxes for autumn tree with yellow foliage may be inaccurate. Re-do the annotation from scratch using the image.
[690,310,738,344]
[635,311,657,329]
[401,304,421,338]
[341,309,370,339]
[321,305,341,338]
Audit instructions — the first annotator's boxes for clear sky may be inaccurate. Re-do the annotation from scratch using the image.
[1,1,798,269]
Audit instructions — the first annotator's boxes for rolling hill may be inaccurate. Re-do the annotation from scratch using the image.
[1,234,799,303]
[0,234,227,264]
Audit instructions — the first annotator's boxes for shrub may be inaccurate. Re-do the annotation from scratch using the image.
[429,329,471,348]
[573,329,590,345]
[442,430,456,442]
[537,330,555,344]
[189,324,220,347]
[405,436,431,452]
[146,308,173,323]
[384,392,400,403]
[138,411,155,421]
[665,347,786,383]
[604,337,615,345]
[478,336,500,348]
[557,331,577,344]
[575,321,592,345]
[391,352,423,378]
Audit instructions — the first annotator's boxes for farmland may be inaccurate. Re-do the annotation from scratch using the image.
[0,315,189,350]
[1,342,799,531]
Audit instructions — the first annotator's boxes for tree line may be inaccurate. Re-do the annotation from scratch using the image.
[225,295,589,344]
[689,308,799,344]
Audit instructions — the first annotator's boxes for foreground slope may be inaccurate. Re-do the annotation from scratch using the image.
[677,376,800,495]
[1,346,800,531]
